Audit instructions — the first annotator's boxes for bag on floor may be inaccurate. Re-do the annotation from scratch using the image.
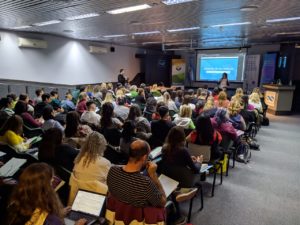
[236,141,251,163]
[261,117,269,126]
[217,154,228,174]
[248,139,260,150]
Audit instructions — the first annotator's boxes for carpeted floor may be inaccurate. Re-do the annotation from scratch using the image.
[181,114,300,225]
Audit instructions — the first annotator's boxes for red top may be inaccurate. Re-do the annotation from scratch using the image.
[190,130,222,145]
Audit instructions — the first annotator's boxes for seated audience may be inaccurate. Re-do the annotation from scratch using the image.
[152,101,166,121]
[50,90,64,113]
[93,85,103,102]
[231,88,243,102]
[64,111,92,148]
[150,84,162,97]
[14,100,42,128]
[134,88,146,106]
[163,92,178,112]
[211,108,238,142]
[127,104,151,140]
[120,120,138,155]
[7,93,18,109]
[174,90,184,108]
[249,92,263,113]
[61,92,76,112]
[114,97,130,122]
[34,88,44,105]
[39,128,78,171]
[0,115,29,152]
[80,100,101,127]
[252,87,267,114]
[129,85,138,98]
[0,97,14,116]
[76,92,88,115]
[202,96,217,117]
[106,140,166,224]
[102,92,116,108]
[173,104,195,130]
[180,95,195,111]
[212,87,220,101]
[151,106,175,148]
[6,163,85,225]
[162,126,203,173]
[73,131,111,185]
[214,91,230,108]
[34,93,51,119]
[187,114,223,160]
[228,101,246,131]
[42,106,64,132]
[100,102,123,130]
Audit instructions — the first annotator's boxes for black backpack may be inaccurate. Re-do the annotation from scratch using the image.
[261,117,270,126]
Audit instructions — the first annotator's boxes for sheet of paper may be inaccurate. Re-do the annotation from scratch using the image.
[159,174,179,197]
[0,151,6,157]
[0,157,27,177]
[72,190,105,216]
[200,163,213,173]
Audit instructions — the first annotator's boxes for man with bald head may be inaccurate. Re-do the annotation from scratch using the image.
[106,140,166,223]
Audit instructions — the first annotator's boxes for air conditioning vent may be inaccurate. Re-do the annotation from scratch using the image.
[89,45,108,54]
[18,38,48,49]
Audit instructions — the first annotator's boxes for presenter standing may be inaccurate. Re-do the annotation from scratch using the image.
[218,72,230,90]
[117,69,128,86]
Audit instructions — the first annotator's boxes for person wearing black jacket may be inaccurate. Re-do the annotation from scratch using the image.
[118,69,127,86]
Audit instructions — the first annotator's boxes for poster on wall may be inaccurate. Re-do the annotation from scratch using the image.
[172,59,186,85]
[243,55,261,92]
[260,53,277,86]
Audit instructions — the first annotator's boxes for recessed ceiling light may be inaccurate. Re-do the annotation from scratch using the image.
[133,31,160,35]
[266,16,300,23]
[103,34,127,38]
[65,13,100,21]
[106,4,151,14]
[162,0,194,5]
[13,25,32,29]
[240,5,258,12]
[33,20,61,26]
[211,22,251,27]
[167,26,200,32]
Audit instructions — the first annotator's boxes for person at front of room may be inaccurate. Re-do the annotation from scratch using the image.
[106,140,166,225]
[117,69,127,86]
[218,72,230,90]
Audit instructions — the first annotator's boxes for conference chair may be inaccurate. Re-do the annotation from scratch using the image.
[23,124,43,139]
[220,134,235,176]
[187,143,223,197]
[53,165,72,206]
[157,162,203,222]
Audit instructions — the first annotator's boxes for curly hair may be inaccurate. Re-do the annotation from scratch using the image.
[7,163,63,225]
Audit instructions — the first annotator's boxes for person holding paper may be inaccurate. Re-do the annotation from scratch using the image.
[106,140,166,224]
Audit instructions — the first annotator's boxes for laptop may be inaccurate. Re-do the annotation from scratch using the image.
[66,190,106,225]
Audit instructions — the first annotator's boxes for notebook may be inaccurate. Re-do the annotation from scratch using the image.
[0,157,27,177]
[200,163,213,173]
[66,190,106,224]
[149,146,162,160]
[159,174,179,197]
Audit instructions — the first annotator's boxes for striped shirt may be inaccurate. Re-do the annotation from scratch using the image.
[107,166,163,208]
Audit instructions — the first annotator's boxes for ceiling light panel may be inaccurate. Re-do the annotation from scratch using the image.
[211,22,251,27]
[162,0,195,5]
[106,4,151,15]
[133,31,160,35]
[266,16,300,23]
[65,13,100,21]
[103,34,127,38]
[33,20,61,26]
[167,26,200,32]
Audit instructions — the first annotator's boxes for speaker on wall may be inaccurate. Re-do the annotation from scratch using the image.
[110,46,115,52]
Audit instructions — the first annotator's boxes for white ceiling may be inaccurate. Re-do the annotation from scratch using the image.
[1,0,300,49]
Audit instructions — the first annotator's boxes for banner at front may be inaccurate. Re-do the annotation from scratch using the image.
[171,59,186,85]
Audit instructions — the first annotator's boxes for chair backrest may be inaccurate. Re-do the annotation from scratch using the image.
[23,125,43,139]
[68,172,108,206]
[220,134,234,151]
[187,143,211,163]
[100,128,121,146]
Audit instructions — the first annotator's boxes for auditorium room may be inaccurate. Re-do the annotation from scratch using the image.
[0,0,300,225]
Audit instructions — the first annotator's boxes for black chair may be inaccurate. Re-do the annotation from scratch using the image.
[187,143,223,197]
[220,134,235,176]
[53,165,72,206]
[143,111,153,122]
[23,124,43,139]
[158,162,203,223]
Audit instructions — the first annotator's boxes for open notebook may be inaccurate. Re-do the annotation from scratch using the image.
[159,174,179,197]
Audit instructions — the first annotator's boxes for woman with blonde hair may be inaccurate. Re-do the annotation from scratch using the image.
[231,88,244,102]
[214,91,229,108]
[163,91,178,112]
[228,101,246,131]
[202,96,217,117]
[102,92,116,108]
[249,92,262,113]
[173,104,195,129]
[73,131,111,184]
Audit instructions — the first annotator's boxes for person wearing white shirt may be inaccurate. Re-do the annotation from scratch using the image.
[80,100,101,126]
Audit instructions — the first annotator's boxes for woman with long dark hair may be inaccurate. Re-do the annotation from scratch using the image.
[162,126,202,174]
[63,111,92,148]
[39,128,78,171]
[120,120,138,155]
[14,101,41,128]
[187,114,223,160]
[100,102,122,129]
